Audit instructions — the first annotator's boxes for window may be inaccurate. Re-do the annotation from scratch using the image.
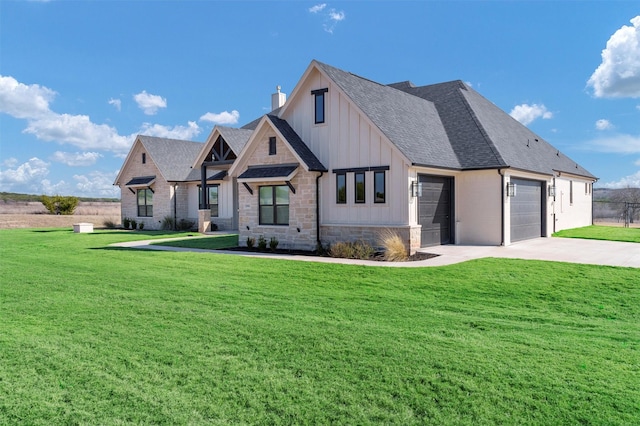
[268,137,276,156]
[374,171,386,203]
[311,88,328,124]
[355,172,365,203]
[336,173,346,204]
[569,181,574,205]
[137,188,153,217]
[208,185,219,217]
[142,153,146,164]
[259,185,289,225]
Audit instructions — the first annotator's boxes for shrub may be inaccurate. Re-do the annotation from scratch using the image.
[176,219,195,231]
[41,195,79,215]
[161,216,175,230]
[257,235,267,251]
[378,229,408,261]
[246,236,255,249]
[103,219,117,229]
[210,223,218,232]
[329,241,375,260]
[123,217,131,229]
[130,219,137,230]
[269,236,279,252]
[138,222,144,230]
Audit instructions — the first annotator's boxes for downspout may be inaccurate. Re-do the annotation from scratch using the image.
[498,169,505,246]
[173,183,178,231]
[316,171,324,247]
[552,176,556,233]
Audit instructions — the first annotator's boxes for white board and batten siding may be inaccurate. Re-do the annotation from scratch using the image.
[280,67,410,227]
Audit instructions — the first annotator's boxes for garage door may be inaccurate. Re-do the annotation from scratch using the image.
[510,178,543,242]
[418,175,453,246]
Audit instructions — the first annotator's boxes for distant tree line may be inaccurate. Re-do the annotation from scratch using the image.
[1,192,119,203]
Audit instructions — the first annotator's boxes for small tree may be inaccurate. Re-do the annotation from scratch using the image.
[41,195,79,215]
[612,187,640,223]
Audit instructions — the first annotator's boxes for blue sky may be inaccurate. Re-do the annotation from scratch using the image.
[1,1,639,197]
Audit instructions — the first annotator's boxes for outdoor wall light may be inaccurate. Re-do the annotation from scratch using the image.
[506,182,517,197]
[548,185,556,197]
[411,181,423,197]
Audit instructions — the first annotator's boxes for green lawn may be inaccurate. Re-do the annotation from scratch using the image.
[1,229,638,424]
[151,234,239,250]
[554,225,640,243]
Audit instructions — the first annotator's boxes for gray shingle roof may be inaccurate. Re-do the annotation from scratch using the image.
[238,165,298,180]
[315,60,595,178]
[266,115,327,172]
[138,135,204,181]
[217,126,253,155]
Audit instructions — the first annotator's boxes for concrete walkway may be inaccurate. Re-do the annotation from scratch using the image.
[111,236,640,268]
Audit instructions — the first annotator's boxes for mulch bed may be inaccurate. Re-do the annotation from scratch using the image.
[220,246,439,262]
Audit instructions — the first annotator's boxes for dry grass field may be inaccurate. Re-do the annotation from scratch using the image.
[0,200,120,229]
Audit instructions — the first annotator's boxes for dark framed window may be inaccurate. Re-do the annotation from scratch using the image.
[336,173,346,204]
[354,172,365,204]
[208,185,219,217]
[268,137,276,156]
[312,88,328,124]
[259,185,289,225]
[570,181,573,205]
[142,153,146,164]
[374,171,386,203]
[137,188,153,217]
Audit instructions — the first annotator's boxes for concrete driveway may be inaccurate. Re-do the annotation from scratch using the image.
[422,237,640,268]
[112,236,640,268]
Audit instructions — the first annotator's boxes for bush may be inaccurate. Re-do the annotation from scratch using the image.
[103,219,117,229]
[257,235,267,251]
[130,219,137,230]
[161,216,175,230]
[176,219,195,231]
[123,217,131,229]
[329,241,375,260]
[246,236,255,249]
[269,236,279,252]
[378,229,408,261]
[138,222,144,230]
[210,223,218,232]
[41,195,79,215]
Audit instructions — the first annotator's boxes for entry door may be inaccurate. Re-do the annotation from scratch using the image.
[510,178,543,242]
[418,175,453,246]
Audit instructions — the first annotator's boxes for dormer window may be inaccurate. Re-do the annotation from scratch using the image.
[311,88,328,124]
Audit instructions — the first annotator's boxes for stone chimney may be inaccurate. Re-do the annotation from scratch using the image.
[271,85,286,111]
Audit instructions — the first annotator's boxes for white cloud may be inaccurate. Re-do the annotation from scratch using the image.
[0,157,50,192]
[309,3,326,13]
[587,16,640,98]
[73,170,120,198]
[199,110,240,125]
[595,119,613,130]
[23,113,132,153]
[108,98,121,111]
[51,151,102,167]
[139,121,201,140]
[600,170,640,189]
[0,75,56,119]
[509,103,553,125]
[40,179,70,196]
[328,9,345,21]
[133,90,167,115]
[587,133,640,154]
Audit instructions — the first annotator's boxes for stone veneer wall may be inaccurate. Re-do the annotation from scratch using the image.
[320,224,422,255]
[238,170,319,251]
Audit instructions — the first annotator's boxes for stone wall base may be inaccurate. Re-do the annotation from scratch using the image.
[320,224,422,255]
[210,217,234,231]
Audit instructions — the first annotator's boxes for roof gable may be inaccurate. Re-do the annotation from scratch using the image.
[193,126,253,168]
[138,135,203,182]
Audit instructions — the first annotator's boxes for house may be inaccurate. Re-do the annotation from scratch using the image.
[115,60,596,252]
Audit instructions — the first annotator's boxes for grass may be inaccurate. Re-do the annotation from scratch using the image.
[554,225,640,243]
[1,228,639,424]
[150,234,239,250]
